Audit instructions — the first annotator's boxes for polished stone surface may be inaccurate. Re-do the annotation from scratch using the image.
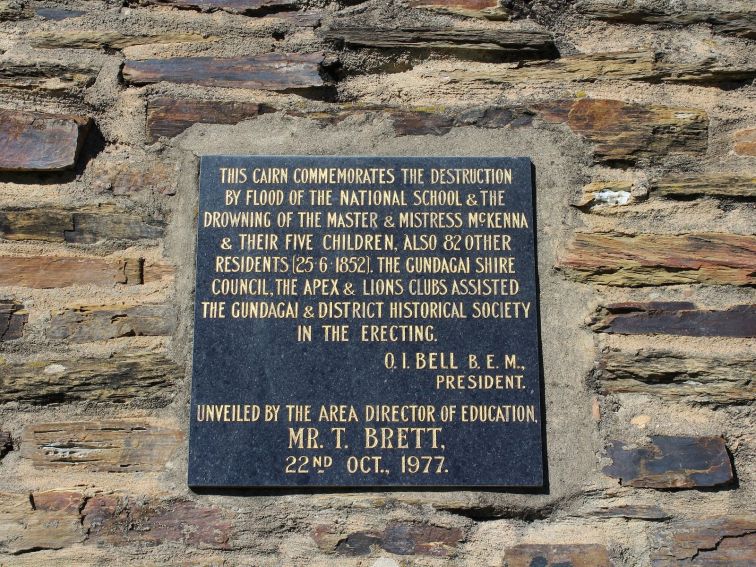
[189,155,544,487]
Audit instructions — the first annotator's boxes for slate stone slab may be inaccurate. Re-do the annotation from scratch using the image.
[147,97,263,142]
[0,352,179,405]
[590,303,756,337]
[21,420,183,472]
[122,53,324,91]
[603,436,734,489]
[502,544,613,567]
[140,0,297,14]
[0,110,91,171]
[48,303,176,342]
[189,155,544,487]
[321,26,557,61]
[559,232,755,286]
[0,300,27,341]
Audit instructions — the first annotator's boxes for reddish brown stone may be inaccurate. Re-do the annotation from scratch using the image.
[147,97,263,142]
[32,491,86,513]
[83,495,233,548]
[0,300,27,341]
[49,303,176,342]
[0,492,86,554]
[142,260,175,283]
[3,490,233,553]
[21,420,183,472]
[390,111,455,136]
[734,128,756,156]
[0,256,143,288]
[0,110,91,171]
[558,233,756,286]
[534,99,708,164]
[651,516,756,566]
[603,436,733,489]
[503,544,612,567]
[138,0,297,14]
[88,157,177,195]
[123,53,325,91]
[590,303,755,337]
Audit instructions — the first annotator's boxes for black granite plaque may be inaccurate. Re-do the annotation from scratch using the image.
[189,155,544,487]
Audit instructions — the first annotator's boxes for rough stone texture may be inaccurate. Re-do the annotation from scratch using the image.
[452,50,756,85]
[147,97,262,141]
[0,256,144,288]
[21,421,183,472]
[1,490,232,554]
[83,494,233,548]
[0,206,164,243]
[603,436,733,489]
[322,26,557,60]
[652,174,756,198]
[0,111,91,171]
[650,516,756,565]
[592,504,671,521]
[535,99,709,164]
[284,104,535,137]
[595,350,755,404]
[0,0,754,564]
[575,0,756,39]
[123,53,325,90]
[0,0,30,21]
[48,303,177,342]
[137,0,297,15]
[0,352,181,405]
[559,233,756,286]
[29,31,213,50]
[0,300,26,341]
[734,128,756,156]
[409,0,510,20]
[314,522,464,557]
[0,59,100,93]
[86,154,178,195]
[0,492,86,555]
[590,303,756,337]
[502,544,613,566]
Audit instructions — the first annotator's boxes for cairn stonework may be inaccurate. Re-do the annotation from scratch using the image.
[0,0,754,565]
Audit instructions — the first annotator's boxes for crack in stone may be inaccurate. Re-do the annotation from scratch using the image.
[689,529,756,561]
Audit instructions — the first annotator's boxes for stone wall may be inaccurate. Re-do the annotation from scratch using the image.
[0,0,754,565]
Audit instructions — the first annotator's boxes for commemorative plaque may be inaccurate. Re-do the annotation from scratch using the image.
[189,156,544,487]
